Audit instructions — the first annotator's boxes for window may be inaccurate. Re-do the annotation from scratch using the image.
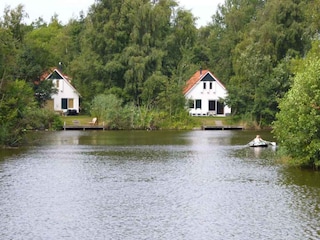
[62,98,74,109]
[209,100,216,111]
[203,82,206,89]
[68,99,74,108]
[188,99,194,108]
[196,99,201,109]
[209,82,212,89]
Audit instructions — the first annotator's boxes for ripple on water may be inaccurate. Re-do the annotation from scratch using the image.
[0,131,320,239]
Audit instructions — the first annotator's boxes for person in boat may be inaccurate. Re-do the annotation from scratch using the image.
[253,135,264,144]
[250,135,276,147]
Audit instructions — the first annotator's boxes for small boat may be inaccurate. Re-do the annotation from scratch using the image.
[248,141,269,147]
[248,135,276,147]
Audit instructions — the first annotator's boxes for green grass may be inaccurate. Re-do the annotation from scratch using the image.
[192,116,239,126]
[61,115,97,125]
[61,115,242,128]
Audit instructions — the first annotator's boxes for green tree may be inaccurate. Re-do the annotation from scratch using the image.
[0,27,17,81]
[33,79,58,107]
[202,0,265,85]
[1,4,29,42]
[90,93,133,129]
[70,0,178,109]
[0,5,27,81]
[0,80,36,146]
[224,0,308,125]
[164,7,197,75]
[22,19,65,68]
[15,44,51,82]
[273,43,320,168]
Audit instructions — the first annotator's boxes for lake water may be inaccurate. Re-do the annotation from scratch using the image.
[0,130,320,240]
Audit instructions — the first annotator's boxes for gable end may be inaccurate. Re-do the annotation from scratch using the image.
[201,73,216,82]
[47,70,63,80]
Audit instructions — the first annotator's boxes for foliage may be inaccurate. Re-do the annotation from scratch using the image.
[221,0,309,126]
[90,93,195,130]
[1,4,29,42]
[90,93,128,129]
[24,108,63,130]
[1,0,320,152]
[0,24,18,81]
[33,79,58,107]
[158,110,196,129]
[273,45,320,168]
[69,0,195,109]
[0,80,36,146]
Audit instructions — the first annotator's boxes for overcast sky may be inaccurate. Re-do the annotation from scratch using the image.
[0,0,224,27]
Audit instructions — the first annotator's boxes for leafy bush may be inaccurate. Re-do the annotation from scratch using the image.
[24,108,63,130]
[90,94,131,129]
[0,80,36,146]
[90,93,196,130]
[273,56,320,168]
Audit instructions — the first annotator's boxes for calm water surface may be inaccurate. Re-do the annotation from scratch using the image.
[0,130,320,240]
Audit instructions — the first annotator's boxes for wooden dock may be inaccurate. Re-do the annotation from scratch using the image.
[63,125,106,130]
[202,125,243,130]
[202,120,243,130]
[63,121,106,130]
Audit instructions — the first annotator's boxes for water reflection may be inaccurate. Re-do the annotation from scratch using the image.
[279,168,320,238]
[0,130,319,239]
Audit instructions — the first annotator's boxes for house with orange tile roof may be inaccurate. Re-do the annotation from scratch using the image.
[184,69,231,116]
[41,68,80,115]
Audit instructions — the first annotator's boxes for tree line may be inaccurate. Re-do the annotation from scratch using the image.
[1,0,320,168]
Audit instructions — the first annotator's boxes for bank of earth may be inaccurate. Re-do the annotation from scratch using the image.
[61,115,252,130]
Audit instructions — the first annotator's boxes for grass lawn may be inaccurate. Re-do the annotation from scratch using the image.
[193,116,237,126]
[61,115,97,125]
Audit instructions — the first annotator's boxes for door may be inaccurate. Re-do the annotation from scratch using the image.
[217,101,224,114]
[61,98,68,109]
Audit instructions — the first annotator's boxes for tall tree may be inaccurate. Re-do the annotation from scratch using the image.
[69,0,128,107]
[121,0,174,105]
[225,0,308,125]
[202,0,265,85]
[1,4,29,42]
[0,27,17,82]
[273,42,320,168]
[164,7,197,74]
[0,80,36,146]
[70,0,178,108]
[0,4,30,81]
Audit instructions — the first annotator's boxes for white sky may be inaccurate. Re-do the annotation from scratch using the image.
[0,0,224,27]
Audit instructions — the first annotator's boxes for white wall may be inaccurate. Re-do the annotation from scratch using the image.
[52,79,80,112]
[186,80,231,116]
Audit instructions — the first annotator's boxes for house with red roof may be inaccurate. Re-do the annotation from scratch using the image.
[42,68,81,115]
[184,69,231,116]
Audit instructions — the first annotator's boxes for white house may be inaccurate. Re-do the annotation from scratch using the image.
[42,68,81,114]
[184,69,231,116]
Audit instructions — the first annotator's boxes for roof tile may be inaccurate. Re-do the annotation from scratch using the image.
[183,70,209,94]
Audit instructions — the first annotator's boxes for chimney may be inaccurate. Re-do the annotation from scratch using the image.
[200,67,202,75]
[58,62,63,72]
